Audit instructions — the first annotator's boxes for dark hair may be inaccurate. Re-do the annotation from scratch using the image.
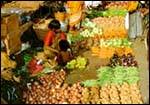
[48,19,60,29]
[59,40,70,51]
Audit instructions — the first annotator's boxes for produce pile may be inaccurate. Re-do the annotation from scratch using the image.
[79,27,103,38]
[81,83,143,104]
[105,1,129,10]
[86,9,127,18]
[80,63,143,102]
[81,16,127,39]
[22,69,143,104]
[105,1,139,13]
[104,38,132,47]
[91,46,134,59]
[91,47,115,58]
[90,38,134,58]
[66,56,87,70]
[82,66,140,86]
[92,16,127,38]
[108,53,138,67]
[23,70,67,104]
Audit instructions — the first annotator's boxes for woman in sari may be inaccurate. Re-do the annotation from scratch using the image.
[66,1,85,32]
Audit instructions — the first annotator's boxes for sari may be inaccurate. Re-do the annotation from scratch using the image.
[67,1,84,28]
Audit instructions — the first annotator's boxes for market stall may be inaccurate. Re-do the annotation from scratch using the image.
[1,1,149,104]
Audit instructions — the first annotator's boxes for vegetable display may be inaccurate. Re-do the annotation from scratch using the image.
[82,18,96,28]
[103,9,127,17]
[91,47,134,59]
[104,38,132,47]
[86,10,104,18]
[23,70,67,104]
[105,1,129,10]
[85,9,127,18]
[90,38,134,59]
[79,27,103,38]
[81,79,99,87]
[100,84,111,104]
[108,53,138,67]
[22,68,143,104]
[66,56,87,70]
[130,84,143,104]
[67,33,84,43]
[82,66,140,87]
[109,84,120,104]
[92,16,127,38]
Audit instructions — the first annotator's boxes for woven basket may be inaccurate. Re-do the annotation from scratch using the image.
[33,28,48,41]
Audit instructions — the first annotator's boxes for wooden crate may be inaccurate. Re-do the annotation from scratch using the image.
[1,24,7,37]
[1,13,19,24]
[3,30,21,55]
[7,20,19,33]
[1,13,19,36]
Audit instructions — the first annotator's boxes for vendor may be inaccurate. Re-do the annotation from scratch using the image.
[57,40,74,66]
[44,19,66,59]
[65,1,85,32]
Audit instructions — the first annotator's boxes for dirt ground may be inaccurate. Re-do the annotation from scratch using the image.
[65,37,149,103]
[131,38,149,104]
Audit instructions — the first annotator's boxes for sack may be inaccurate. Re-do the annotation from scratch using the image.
[1,51,16,69]
[1,68,13,81]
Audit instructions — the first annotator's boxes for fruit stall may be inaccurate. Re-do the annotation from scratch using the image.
[1,1,149,104]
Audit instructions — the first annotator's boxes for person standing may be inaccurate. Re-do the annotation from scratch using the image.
[65,1,85,32]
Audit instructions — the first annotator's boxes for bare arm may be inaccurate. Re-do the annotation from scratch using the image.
[44,46,59,54]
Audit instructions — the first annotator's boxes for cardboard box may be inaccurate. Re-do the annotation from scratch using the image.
[1,24,7,36]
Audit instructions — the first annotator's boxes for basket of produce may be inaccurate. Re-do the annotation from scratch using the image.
[33,18,52,41]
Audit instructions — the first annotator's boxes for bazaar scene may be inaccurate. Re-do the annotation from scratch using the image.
[1,1,149,104]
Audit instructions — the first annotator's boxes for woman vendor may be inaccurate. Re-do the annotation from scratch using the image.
[65,1,85,32]
[44,19,73,64]
[44,19,66,59]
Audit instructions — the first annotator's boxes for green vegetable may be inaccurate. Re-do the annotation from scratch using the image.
[67,33,84,43]
[104,38,133,47]
[103,9,127,17]
[66,56,87,70]
[81,66,140,87]
[40,68,54,74]
[86,10,104,18]
[86,9,127,18]
[81,79,99,87]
